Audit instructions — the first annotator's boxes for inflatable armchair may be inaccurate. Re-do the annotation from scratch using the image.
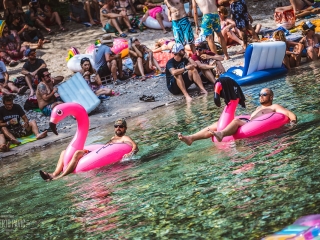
[221,42,287,85]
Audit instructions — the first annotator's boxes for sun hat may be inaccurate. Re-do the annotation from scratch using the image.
[171,43,184,54]
[99,34,113,46]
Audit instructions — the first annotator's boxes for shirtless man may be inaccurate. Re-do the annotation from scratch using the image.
[192,0,230,60]
[39,118,138,181]
[36,68,63,117]
[275,0,313,14]
[165,0,195,53]
[178,88,297,145]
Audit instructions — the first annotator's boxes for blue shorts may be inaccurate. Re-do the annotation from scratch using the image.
[104,23,117,33]
[172,17,194,45]
[201,13,221,36]
[41,103,54,116]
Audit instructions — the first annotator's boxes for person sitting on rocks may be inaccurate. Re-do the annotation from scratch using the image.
[165,43,208,102]
[100,0,137,38]
[273,30,304,69]
[94,34,129,86]
[299,21,320,62]
[115,0,137,21]
[21,48,46,97]
[0,94,48,145]
[295,0,320,18]
[0,21,28,61]
[129,37,163,81]
[36,68,63,117]
[80,57,113,98]
[37,3,68,32]
[0,60,28,95]
[69,0,100,26]
[25,0,54,35]
[190,42,225,84]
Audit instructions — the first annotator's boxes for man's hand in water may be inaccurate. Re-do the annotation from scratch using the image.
[289,120,297,128]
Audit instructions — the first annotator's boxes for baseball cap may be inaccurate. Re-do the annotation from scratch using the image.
[302,21,316,31]
[114,118,127,127]
[131,37,139,42]
[25,48,36,57]
[171,43,184,54]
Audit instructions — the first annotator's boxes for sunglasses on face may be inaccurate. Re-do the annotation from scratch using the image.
[114,125,124,128]
[44,73,51,77]
[259,92,270,97]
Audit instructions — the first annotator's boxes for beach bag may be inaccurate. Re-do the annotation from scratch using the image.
[274,8,296,30]
[24,98,39,111]
[13,76,27,87]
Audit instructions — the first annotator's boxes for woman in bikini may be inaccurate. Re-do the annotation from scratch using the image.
[273,30,304,69]
[153,38,192,53]
[299,22,320,61]
[80,57,113,98]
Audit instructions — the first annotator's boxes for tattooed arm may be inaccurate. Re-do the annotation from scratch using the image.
[37,83,57,101]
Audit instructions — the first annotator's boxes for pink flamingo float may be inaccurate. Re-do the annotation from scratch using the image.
[212,78,289,142]
[50,103,132,173]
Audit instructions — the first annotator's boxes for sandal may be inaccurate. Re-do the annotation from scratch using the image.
[139,95,155,102]
[39,170,53,181]
[119,33,127,38]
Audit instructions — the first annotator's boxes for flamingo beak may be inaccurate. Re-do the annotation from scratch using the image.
[214,82,222,107]
[49,122,58,135]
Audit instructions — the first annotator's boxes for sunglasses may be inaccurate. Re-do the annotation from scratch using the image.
[259,92,270,97]
[81,57,90,63]
[114,124,124,128]
[44,73,51,77]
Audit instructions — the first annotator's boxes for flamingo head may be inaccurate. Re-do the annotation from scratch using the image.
[214,82,223,107]
[49,103,86,135]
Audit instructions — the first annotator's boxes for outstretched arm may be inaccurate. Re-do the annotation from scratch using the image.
[274,104,297,123]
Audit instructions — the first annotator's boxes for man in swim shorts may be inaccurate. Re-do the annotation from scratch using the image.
[39,118,139,181]
[0,94,48,146]
[178,88,297,145]
[166,44,208,102]
[165,0,195,53]
[192,0,230,60]
[36,68,63,117]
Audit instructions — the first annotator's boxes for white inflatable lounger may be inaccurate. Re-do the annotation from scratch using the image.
[57,72,100,114]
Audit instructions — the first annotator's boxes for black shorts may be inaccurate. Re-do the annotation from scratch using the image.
[0,79,5,84]
[168,72,193,95]
[97,62,111,78]
[8,125,33,138]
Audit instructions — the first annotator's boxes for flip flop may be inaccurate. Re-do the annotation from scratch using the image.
[39,170,53,181]
[139,95,155,102]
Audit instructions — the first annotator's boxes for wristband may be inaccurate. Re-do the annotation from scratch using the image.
[7,121,10,126]
[184,67,186,71]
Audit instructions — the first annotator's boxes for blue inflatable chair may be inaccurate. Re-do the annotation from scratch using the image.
[221,42,287,85]
[57,72,100,114]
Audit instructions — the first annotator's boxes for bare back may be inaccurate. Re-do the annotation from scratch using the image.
[194,0,218,15]
[36,82,55,110]
[165,0,187,20]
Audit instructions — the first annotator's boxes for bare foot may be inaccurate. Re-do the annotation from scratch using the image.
[236,49,246,55]
[186,96,193,102]
[37,39,44,49]
[10,138,21,145]
[200,90,208,95]
[0,142,10,152]
[224,55,230,60]
[178,132,193,146]
[36,130,48,140]
[163,30,168,34]
[213,131,223,142]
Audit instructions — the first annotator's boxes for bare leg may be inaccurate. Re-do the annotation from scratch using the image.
[95,88,112,96]
[53,150,85,180]
[50,12,63,29]
[110,18,124,34]
[155,13,167,33]
[7,82,19,93]
[174,74,193,102]
[226,29,244,46]
[246,25,259,41]
[213,118,246,142]
[216,32,230,60]
[45,150,66,179]
[27,120,48,139]
[84,1,96,25]
[121,14,133,29]
[0,85,13,95]
[201,69,216,84]
[189,43,196,54]
[35,19,51,32]
[25,75,35,96]
[206,34,217,54]
[116,58,123,78]
[178,122,218,146]
[1,127,21,145]
[152,58,163,72]
[307,46,317,61]
[188,69,208,94]
[0,133,10,152]
[283,55,291,69]
[140,11,150,24]
[110,60,118,81]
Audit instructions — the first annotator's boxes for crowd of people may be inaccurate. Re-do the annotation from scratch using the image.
[0,0,315,154]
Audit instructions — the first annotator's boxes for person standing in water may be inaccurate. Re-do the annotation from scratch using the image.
[39,119,138,181]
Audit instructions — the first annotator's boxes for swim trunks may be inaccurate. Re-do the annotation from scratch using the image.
[230,0,250,29]
[41,103,55,117]
[149,6,162,19]
[104,22,117,33]
[8,125,32,138]
[201,13,221,36]
[168,72,193,95]
[172,17,194,45]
